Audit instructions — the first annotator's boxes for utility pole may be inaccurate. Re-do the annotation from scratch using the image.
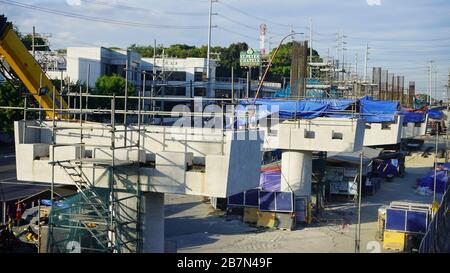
[355,151,363,253]
[86,63,90,121]
[341,32,346,81]
[309,18,313,78]
[364,44,370,83]
[445,69,450,163]
[206,0,216,80]
[32,26,36,57]
[428,61,434,104]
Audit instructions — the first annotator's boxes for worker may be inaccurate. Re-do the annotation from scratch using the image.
[15,202,22,226]
[26,226,38,242]
[7,216,13,231]
[398,153,406,177]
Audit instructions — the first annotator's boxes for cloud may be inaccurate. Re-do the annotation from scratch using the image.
[366,0,382,6]
[66,0,82,6]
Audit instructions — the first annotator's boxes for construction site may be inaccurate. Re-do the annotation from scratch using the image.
[0,0,449,256]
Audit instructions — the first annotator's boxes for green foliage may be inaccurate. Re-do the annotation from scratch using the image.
[128,43,208,58]
[91,74,134,111]
[268,42,321,82]
[0,83,24,134]
[20,34,50,51]
[215,42,249,78]
[128,42,321,83]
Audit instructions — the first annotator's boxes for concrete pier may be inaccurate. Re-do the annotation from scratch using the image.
[142,192,165,253]
[281,150,312,196]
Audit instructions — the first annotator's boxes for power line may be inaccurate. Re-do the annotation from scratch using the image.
[217,26,258,41]
[216,14,257,31]
[81,0,209,16]
[217,1,307,29]
[1,0,207,30]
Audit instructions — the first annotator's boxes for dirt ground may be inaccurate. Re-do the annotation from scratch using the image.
[165,140,443,253]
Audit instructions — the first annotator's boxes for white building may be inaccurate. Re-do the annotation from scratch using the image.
[46,47,142,89]
[44,47,280,100]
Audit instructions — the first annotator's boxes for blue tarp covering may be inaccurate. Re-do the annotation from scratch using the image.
[360,97,399,123]
[407,211,428,233]
[40,199,69,209]
[237,99,329,122]
[244,189,259,207]
[237,97,403,124]
[228,188,294,212]
[428,109,443,120]
[260,170,281,191]
[400,108,426,123]
[372,159,400,178]
[417,168,449,194]
[275,192,294,212]
[228,192,244,206]
[303,98,355,111]
[237,98,355,124]
[259,191,276,211]
[386,209,407,231]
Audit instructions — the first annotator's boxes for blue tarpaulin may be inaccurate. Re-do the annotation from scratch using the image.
[260,170,281,191]
[400,109,426,123]
[40,199,69,209]
[372,159,399,178]
[303,98,355,111]
[236,97,404,124]
[428,109,443,120]
[417,169,449,194]
[237,98,356,124]
[237,99,329,122]
[360,96,399,123]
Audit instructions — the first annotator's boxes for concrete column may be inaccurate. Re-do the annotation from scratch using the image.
[115,191,138,253]
[281,150,312,196]
[142,192,165,253]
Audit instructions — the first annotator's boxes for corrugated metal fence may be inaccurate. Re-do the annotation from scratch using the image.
[419,185,450,253]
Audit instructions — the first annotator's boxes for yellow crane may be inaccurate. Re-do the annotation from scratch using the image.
[0,15,67,118]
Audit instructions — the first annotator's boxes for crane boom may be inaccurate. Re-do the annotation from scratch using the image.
[0,15,67,118]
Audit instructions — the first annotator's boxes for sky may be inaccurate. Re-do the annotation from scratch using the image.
[2,0,450,98]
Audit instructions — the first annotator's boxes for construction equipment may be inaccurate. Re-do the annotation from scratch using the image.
[0,15,67,118]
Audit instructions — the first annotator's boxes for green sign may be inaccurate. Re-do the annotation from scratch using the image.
[240,48,261,67]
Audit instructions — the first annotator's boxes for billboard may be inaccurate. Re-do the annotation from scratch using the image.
[240,48,261,67]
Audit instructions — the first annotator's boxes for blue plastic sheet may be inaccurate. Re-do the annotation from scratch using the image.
[244,189,259,207]
[407,211,428,233]
[400,108,426,123]
[259,191,276,211]
[275,192,294,212]
[417,169,449,194]
[237,98,356,125]
[428,109,443,120]
[372,159,399,178]
[386,209,407,231]
[360,96,399,123]
[303,98,355,111]
[228,192,245,206]
[260,170,281,191]
[40,199,69,209]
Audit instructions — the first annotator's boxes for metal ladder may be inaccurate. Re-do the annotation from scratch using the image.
[55,160,140,253]
[56,160,114,251]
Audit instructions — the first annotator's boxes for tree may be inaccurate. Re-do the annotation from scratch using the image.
[0,83,25,134]
[20,34,50,51]
[127,42,322,83]
[91,74,134,111]
[215,42,248,78]
[268,42,320,82]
